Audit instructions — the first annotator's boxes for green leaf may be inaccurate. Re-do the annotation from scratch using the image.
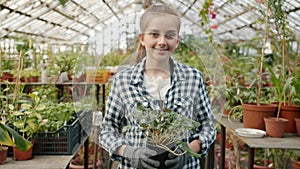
[36,104,46,111]
[1,123,32,151]
[0,123,14,146]
[21,103,32,110]
[13,111,24,116]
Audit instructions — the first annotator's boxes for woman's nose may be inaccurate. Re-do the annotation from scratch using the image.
[157,35,167,45]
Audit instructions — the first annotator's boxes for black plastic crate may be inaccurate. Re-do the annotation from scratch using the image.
[32,117,81,155]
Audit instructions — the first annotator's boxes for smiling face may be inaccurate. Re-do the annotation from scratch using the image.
[140,14,180,62]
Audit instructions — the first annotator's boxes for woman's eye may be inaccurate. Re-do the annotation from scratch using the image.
[150,33,160,38]
[165,34,176,39]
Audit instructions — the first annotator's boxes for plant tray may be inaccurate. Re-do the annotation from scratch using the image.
[86,70,108,83]
[32,118,81,155]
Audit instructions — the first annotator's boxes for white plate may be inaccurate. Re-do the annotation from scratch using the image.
[235,128,266,138]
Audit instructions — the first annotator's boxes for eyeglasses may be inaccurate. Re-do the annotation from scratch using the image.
[144,32,179,40]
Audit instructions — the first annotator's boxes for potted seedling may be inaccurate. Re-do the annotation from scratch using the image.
[122,101,200,169]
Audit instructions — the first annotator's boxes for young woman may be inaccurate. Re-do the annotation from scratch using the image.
[99,4,216,169]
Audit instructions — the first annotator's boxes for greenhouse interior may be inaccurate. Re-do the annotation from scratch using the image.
[0,0,300,169]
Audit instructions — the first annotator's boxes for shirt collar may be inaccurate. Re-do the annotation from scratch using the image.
[130,57,186,85]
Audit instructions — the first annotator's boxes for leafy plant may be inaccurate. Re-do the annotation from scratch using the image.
[1,59,15,73]
[21,67,41,78]
[0,83,32,151]
[11,92,48,140]
[0,122,32,151]
[39,101,76,132]
[267,65,297,119]
[123,101,201,157]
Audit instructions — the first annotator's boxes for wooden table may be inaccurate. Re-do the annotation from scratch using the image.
[215,113,300,169]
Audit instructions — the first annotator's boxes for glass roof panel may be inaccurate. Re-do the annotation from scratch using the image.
[0,0,299,45]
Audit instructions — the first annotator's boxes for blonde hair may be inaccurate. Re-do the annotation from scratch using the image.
[135,4,181,63]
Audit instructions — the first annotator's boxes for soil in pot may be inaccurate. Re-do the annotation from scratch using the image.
[0,147,8,165]
[264,117,288,138]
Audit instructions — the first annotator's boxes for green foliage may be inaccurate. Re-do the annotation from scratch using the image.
[39,101,76,132]
[21,67,41,78]
[99,50,130,66]
[0,122,32,151]
[11,92,48,140]
[59,0,68,6]
[174,41,206,74]
[1,59,15,73]
[123,101,201,157]
[267,65,299,119]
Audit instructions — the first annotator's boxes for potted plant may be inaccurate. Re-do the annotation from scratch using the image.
[264,66,295,137]
[1,59,14,82]
[241,0,292,131]
[0,123,33,164]
[291,152,300,169]
[254,148,273,169]
[10,91,48,160]
[48,52,78,83]
[0,84,32,164]
[20,67,40,83]
[123,101,201,169]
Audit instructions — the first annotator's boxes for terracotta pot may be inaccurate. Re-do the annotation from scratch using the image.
[1,72,13,82]
[264,117,288,138]
[295,117,300,136]
[0,147,8,165]
[242,103,277,130]
[279,105,300,133]
[13,144,33,161]
[23,77,31,83]
[69,159,101,169]
[291,156,300,169]
[30,76,39,82]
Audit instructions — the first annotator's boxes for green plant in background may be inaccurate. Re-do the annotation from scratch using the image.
[174,40,206,74]
[47,51,78,82]
[1,59,15,74]
[11,92,48,140]
[99,50,130,67]
[267,65,300,119]
[21,67,41,78]
[39,101,76,132]
[270,148,294,169]
[0,83,32,151]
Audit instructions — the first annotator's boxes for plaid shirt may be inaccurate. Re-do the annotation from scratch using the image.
[99,57,216,169]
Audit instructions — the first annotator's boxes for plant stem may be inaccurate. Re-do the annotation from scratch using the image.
[257,0,269,105]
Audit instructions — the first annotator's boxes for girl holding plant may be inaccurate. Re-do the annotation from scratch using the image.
[99,4,216,169]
